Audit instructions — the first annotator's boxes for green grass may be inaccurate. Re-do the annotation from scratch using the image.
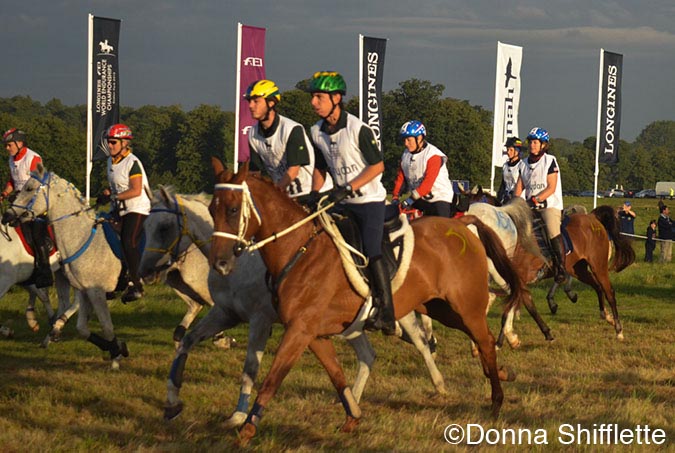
[1,227,674,451]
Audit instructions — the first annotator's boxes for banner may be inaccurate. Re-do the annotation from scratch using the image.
[89,16,121,162]
[596,50,623,164]
[491,42,522,171]
[234,23,266,168]
[359,35,386,150]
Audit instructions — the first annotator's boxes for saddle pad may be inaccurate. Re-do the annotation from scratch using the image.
[15,224,57,258]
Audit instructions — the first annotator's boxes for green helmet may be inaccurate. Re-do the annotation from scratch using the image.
[309,71,346,95]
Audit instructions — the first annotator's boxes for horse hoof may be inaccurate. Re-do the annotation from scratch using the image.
[570,294,578,303]
[339,415,360,433]
[549,304,558,315]
[0,326,14,339]
[498,366,516,382]
[236,423,256,447]
[508,338,521,349]
[111,359,120,371]
[223,411,247,429]
[212,335,236,350]
[164,401,184,421]
[617,332,624,341]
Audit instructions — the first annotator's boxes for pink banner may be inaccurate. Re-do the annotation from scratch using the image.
[237,25,266,163]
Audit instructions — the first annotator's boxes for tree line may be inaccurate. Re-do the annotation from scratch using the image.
[1,79,674,197]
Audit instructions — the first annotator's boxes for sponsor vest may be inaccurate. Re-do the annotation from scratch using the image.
[9,148,40,191]
[107,152,151,216]
[311,113,386,204]
[400,143,454,203]
[520,153,563,210]
[502,159,525,199]
[248,116,316,197]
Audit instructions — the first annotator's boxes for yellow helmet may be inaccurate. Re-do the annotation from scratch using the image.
[244,79,281,103]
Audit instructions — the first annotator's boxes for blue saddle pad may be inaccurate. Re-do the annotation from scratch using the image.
[98,212,145,261]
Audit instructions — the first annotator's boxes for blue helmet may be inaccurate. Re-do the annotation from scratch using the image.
[527,127,549,143]
[399,120,426,139]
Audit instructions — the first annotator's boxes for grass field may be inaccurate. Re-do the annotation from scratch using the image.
[0,197,673,451]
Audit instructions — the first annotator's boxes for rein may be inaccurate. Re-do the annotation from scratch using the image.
[147,194,210,261]
[211,181,335,253]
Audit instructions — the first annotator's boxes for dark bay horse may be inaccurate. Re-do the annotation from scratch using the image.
[208,159,526,445]
[468,190,635,340]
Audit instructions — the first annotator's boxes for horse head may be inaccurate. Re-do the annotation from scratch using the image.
[1,163,51,226]
[209,158,257,275]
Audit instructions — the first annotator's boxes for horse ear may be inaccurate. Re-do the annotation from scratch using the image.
[159,185,171,204]
[234,161,249,184]
[211,156,233,182]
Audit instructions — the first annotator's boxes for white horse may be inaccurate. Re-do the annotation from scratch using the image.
[0,220,79,346]
[2,165,128,369]
[147,187,445,428]
[140,188,234,348]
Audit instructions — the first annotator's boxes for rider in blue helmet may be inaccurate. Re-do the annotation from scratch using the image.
[515,127,567,283]
[392,120,456,218]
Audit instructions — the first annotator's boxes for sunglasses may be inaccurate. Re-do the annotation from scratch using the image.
[107,139,119,145]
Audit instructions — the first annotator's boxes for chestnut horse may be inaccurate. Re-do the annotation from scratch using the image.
[208,159,526,445]
[469,190,635,340]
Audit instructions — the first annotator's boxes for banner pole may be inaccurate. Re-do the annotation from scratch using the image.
[86,14,93,203]
[593,48,604,210]
[359,34,363,122]
[233,23,243,173]
[490,42,502,194]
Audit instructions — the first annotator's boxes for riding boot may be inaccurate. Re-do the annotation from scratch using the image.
[366,256,396,336]
[32,222,54,288]
[551,235,567,284]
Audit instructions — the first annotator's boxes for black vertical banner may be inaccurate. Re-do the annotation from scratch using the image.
[361,36,386,150]
[598,50,622,164]
[91,17,121,161]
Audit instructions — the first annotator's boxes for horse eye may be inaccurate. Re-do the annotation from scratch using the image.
[228,207,239,215]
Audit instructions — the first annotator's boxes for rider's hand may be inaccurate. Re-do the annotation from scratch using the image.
[306,190,320,212]
[401,197,415,209]
[527,197,539,209]
[96,193,111,206]
[328,185,353,204]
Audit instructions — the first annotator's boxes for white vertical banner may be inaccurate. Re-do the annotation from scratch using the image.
[490,41,522,193]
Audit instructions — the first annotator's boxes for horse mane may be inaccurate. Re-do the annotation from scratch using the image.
[591,205,636,272]
[501,197,544,260]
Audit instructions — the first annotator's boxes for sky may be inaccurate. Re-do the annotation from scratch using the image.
[2,0,674,142]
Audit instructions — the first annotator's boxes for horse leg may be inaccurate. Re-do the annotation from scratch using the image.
[546,281,559,314]
[43,274,79,348]
[223,314,272,429]
[397,312,447,395]
[344,333,375,403]
[574,264,623,340]
[498,306,520,349]
[88,289,127,369]
[25,288,40,332]
[519,289,554,342]
[563,276,578,303]
[165,271,207,347]
[238,323,314,446]
[308,337,361,433]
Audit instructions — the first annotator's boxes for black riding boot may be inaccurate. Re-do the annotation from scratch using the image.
[551,235,567,284]
[32,221,54,288]
[366,256,396,336]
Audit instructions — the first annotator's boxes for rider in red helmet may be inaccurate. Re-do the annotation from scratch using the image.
[98,123,151,302]
[2,128,53,288]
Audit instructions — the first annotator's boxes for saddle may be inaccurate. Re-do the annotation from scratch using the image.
[318,210,414,299]
[98,212,146,261]
[15,222,57,258]
[530,210,573,258]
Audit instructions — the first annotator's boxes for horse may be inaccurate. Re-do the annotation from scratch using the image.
[140,187,235,349]
[146,186,447,427]
[2,165,129,369]
[208,159,526,444]
[468,189,635,340]
[0,216,79,346]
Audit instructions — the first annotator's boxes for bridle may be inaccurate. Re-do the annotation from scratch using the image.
[146,194,209,262]
[7,172,52,221]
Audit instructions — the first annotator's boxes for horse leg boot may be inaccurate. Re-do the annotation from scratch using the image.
[368,256,396,336]
[32,220,54,288]
[551,235,567,284]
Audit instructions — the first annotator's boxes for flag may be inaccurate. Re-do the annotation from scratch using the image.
[491,42,522,170]
[359,35,386,151]
[596,50,623,164]
[234,23,266,169]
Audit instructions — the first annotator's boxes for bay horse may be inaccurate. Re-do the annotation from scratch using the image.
[208,159,525,445]
[147,186,447,427]
[2,165,129,369]
[468,189,635,340]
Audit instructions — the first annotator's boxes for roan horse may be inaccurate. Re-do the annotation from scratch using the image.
[146,186,447,427]
[0,209,78,346]
[469,190,635,340]
[2,165,129,368]
[208,159,526,445]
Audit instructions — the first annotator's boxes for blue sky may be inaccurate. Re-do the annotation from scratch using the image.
[2,0,674,141]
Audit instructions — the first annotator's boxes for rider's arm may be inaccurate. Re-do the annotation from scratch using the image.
[278,126,310,190]
[514,176,524,197]
[115,161,143,201]
[534,161,559,202]
[411,155,443,199]
[391,166,405,200]
[311,143,328,192]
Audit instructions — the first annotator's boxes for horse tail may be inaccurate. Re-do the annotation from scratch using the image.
[502,197,544,260]
[591,205,636,272]
[459,215,526,314]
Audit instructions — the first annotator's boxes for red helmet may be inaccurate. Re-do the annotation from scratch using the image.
[3,128,26,144]
[106,124,133,140]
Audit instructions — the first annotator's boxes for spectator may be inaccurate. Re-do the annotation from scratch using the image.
[657,205,673,263]
[645,219,656,263]
[618,201,636,237]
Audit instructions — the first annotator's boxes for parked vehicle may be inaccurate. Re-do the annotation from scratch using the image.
[579,190,603,198]
[635,189,656,198]
[604,189,625,198]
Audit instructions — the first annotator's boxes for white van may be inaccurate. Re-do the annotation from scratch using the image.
[655,181,675,197]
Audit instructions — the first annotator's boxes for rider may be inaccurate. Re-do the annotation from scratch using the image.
[496,136,524,206]
[391,120,455,217]
[98,124,151,303]
[307,71,396,335]
[514,127,567,283]
[1,128,53,288]
[245,79,330,202]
